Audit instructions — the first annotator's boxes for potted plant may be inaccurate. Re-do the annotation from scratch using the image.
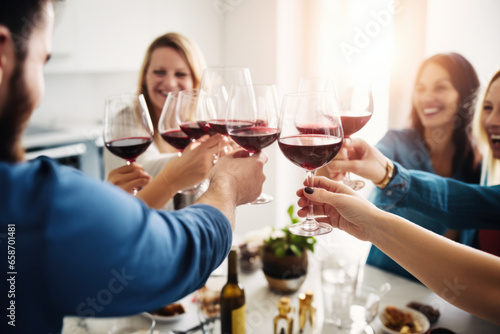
[261,205,316,293]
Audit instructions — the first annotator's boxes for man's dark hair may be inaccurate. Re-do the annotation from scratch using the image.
[0,0,55,60]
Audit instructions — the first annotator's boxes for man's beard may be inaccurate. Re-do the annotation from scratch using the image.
[0,60,33,162]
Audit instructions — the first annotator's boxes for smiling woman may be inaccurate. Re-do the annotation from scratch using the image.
[103,32,226,210]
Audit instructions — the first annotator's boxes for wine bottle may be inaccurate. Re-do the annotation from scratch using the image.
[220,248,246,334]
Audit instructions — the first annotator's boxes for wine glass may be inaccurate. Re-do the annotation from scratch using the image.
[278,92,344,236]
[177,89,216,141]
[336,80,374,190]
[226,84,279,205]
[198,67,253,159]
[158,92,191,156]
[103,93,154,196]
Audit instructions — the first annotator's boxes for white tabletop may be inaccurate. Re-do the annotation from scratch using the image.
[154,264,500,334]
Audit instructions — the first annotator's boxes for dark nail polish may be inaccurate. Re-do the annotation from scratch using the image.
[304,187,314,194]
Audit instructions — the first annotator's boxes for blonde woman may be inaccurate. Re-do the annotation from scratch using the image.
[472,69,500,256]
[105,33,225,209]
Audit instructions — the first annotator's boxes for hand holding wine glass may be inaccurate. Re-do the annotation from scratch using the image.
[278,91,343,236]
[103,94,154,196]
[226,84,279,205]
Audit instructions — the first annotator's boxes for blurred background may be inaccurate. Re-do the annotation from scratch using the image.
[30,0,500,236]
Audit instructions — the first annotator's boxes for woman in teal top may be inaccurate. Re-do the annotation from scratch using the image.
[320,53,482,280]
[367,53,482,280]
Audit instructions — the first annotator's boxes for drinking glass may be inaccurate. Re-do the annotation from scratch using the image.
[336,80,374,190]
[278,92,343,236]
[198,67,253,159]
[226,84,279,205]
[173,89,213,194]
[103,93,154,196]
[177,89,216,141]
[158,92,191,156]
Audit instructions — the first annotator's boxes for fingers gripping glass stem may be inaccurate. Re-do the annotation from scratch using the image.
[288,170,333,236]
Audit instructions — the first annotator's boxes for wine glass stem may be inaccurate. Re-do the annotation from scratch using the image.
[306,170,316,222]
[126,159,138,196]
[342,135,352,183]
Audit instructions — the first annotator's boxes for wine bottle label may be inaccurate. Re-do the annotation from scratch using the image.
[231,304,246,334]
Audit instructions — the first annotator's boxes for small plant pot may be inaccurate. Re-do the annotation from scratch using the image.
[261,245,308,293]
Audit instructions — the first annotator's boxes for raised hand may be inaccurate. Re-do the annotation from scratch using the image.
[107,163,152,194]
[295,176,379,241]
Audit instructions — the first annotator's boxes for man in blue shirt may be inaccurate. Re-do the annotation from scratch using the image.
[0,1,268,333]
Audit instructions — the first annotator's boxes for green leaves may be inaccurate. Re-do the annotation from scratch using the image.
[265,205,316,257]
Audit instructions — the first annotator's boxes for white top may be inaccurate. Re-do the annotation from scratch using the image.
[103,141,178,211]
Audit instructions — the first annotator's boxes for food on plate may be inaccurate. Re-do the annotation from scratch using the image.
[383,306,424,333]
[198,285,221,317]
[406,301,440,324]
[151,303,185,317]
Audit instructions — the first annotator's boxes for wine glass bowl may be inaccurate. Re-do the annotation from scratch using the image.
[198,67,253,158]
[278,91,343,236]
[103,93,154,195]
[226,84,280,204]
[158,92,191,155]
[177,89,215,141]
[336,80,374,190]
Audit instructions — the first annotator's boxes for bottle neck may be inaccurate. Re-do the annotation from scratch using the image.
[227,249,238,283]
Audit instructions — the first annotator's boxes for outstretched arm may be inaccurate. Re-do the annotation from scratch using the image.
[296,177,500,325]
[327,138,500,229]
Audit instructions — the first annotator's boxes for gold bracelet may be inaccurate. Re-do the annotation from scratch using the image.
[374,159,394,189]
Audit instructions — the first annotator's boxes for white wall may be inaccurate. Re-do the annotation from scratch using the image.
[389,0,500,129]
[34,0,224,126]
[426,0,500,83]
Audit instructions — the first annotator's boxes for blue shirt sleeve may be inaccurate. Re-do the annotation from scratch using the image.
[43,163,232,317]
[375,162,500,229]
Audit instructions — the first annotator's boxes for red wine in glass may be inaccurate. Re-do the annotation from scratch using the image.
[197,120,218,137]
[209,119,255,136]
[105,137,153,162]
[229,127,279,153]
[103,94,154,196]
[278,91,343,236]
[340,111,372,137]
[158,91,202,195]
[226,84,279,205]
[335,81,374,190]
[180,121,213,140]
[296,123,341,135]
[160,130,191,153]
[278,135,343,170]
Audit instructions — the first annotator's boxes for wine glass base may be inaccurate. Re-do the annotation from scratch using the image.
[343,179,365,191]
[289,222,333,236]
[249,192,273,205]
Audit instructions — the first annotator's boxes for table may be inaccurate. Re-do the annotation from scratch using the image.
[155,263,500,334]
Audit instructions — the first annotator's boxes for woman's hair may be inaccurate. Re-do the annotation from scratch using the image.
[137,32,206,132]
[410,52,481,182]
[473,69,500,186]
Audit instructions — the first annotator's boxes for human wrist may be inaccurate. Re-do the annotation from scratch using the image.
[374,158,395,189]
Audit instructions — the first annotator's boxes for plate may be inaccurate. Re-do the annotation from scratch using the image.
[378,306,430,334]
[63,312,156,333]
[145,304,187,323]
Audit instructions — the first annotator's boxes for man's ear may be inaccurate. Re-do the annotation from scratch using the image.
[0,26,14,87]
